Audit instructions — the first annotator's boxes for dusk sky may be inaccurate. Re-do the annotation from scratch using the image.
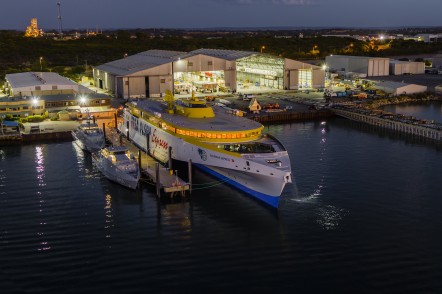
[1,0,441,30]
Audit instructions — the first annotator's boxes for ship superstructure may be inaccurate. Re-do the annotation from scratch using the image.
[120,92,292,207]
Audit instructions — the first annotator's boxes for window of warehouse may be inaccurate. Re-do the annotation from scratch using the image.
[298,69,312,89]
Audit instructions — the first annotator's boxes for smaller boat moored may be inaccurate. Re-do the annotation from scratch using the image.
[93,146,140,189]
[72,121,105,152]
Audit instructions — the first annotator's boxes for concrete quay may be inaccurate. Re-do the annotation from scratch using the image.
[332,107,442,141]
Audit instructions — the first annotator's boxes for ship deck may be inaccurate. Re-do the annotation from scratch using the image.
[131,99,263,132]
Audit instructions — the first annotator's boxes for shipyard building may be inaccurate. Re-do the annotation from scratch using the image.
[1,72,112,119]
[371,81,427,96]
[93,49,325,99]
[389,60,425,75]
[325,55,390,77]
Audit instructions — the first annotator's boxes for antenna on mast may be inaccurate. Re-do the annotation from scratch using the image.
[57,2,63,38]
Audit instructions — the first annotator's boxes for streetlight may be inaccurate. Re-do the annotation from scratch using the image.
[260,46,266,53]
[39,57,43,71]
[79,96,86,106]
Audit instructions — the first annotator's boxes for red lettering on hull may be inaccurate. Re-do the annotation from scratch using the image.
[151,129,169,150]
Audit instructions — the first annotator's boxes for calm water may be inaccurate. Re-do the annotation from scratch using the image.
[383,101,442,123]
[2,104,442,293]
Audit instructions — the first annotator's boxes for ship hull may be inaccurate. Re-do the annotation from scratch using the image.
[194,163,282,207]
[94,155,140,190]
[122,109,291,207]
[72,130,105,152]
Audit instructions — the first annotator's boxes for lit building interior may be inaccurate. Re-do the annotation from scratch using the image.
[236,55,285,90]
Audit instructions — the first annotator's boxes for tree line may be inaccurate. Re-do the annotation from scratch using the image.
[1,29,441,83]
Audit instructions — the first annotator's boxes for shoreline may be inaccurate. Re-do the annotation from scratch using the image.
[363,94,442,110]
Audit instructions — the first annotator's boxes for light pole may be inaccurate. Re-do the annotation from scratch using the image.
[260,46,266,53]
[39,57,43,71]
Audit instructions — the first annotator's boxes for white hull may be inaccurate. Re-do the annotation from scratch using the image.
[121,109,291,207]
[72,130,105,152]
[94,154,140,190]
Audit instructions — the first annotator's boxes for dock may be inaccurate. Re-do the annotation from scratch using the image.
[104,125,190,195]
[332,107,442,141]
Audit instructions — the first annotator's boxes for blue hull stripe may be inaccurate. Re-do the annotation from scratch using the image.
[194,163,279,208]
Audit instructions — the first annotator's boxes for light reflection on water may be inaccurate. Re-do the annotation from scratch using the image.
[316,205,348,231]
[104,194,114,242]
[284,121,327,205]
[2,104,442,293]
[35,146,50,252]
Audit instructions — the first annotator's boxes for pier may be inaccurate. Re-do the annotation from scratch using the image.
[105,126,190,196]
[332,107,442,141]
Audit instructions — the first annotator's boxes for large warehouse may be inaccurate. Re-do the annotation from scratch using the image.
[4,72,93,97]
[325,55,390,77]
[1,72,112,119]
[389,60,425,75]
[93,49,325,99]
[371,81,427,95]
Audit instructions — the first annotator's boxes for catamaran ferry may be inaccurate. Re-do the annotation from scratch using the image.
[119,92,292,207]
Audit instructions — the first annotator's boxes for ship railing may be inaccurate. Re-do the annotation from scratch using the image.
[264,133,287,152]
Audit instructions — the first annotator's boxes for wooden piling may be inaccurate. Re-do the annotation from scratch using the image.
[168,146,173,170]
[102,123,106,140]
[155,162,160,197]
[114,112,118,129]
[188,159,192,194]
[138,150,142,170]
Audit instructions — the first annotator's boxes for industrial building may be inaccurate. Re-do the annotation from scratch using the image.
[389,60,425,75]
[4,72,93,98]
[93,49,325,99]
[415,34,442,43]
[370,81,427,96]
[325,55,390,77]
[1,72,112,119]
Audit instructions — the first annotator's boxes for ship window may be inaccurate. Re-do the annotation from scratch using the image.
[241,133,246,138]
[185,131,190,136]
[222,133,226,139]
[201,133,206,138]
[216,134,221,139]
[160,79,165,83]
[231,133,237,139]
[227,133,231,139]
[207,133,212,138]
[188,62,193,66]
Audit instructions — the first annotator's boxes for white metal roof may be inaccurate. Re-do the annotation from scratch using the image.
[6,72,78,88]
[189,48,257,61]
[328,55,389,60]
[373,80,424,90]
[95,50,187,76]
